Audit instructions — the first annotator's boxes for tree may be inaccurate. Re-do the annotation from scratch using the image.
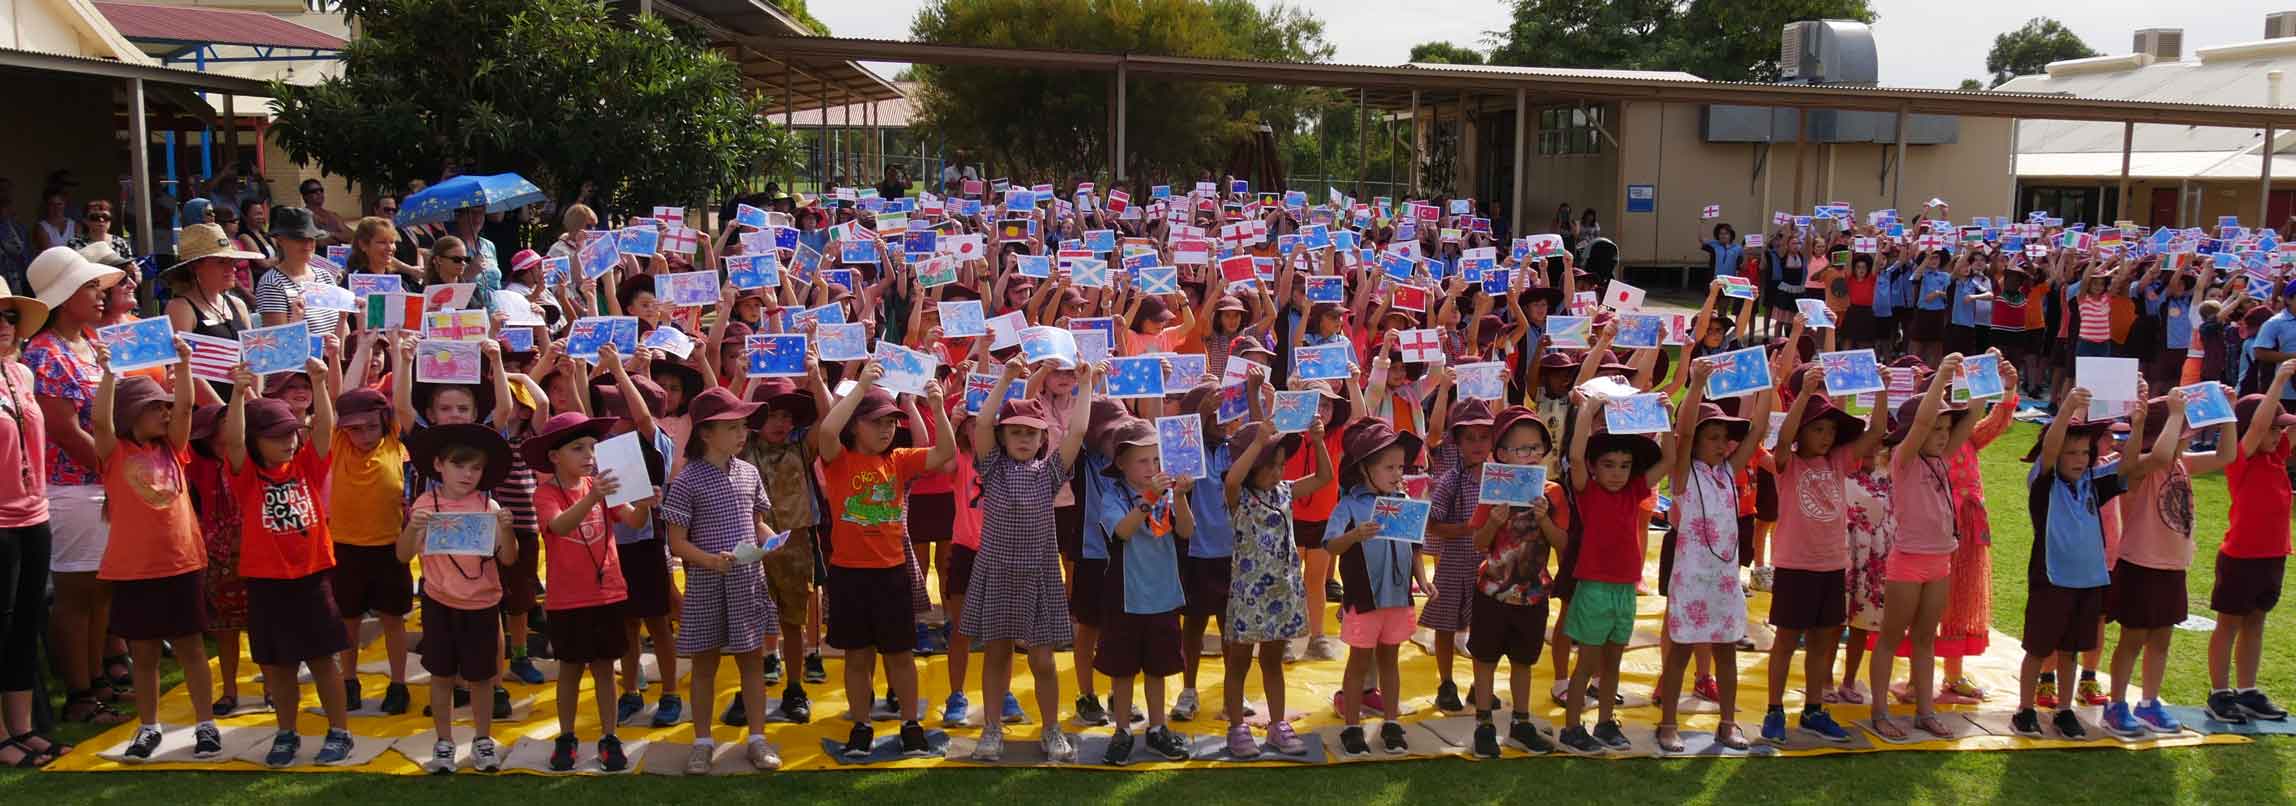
[768,0,829,35]
[1984,17,2097,88]
[1486,0,1877,82]
[1958,78,1984,91]
[1409,41,1484,65]
[269,0,795,215]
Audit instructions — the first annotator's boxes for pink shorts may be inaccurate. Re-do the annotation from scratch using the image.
[1340,606,1416,649]
[1885,548,1953,584]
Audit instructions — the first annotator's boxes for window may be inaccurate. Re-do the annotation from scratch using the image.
[1538,105,1603,156]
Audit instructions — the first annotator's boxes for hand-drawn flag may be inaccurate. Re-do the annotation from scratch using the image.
[365,293,425,330]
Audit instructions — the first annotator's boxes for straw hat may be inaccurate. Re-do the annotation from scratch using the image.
[0,276,50,337]
[26,246,122,311]
[166,223,262,275]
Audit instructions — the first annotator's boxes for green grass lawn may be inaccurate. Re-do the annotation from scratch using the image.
[7,423,2295,803]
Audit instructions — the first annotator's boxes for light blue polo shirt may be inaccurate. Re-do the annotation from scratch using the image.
[1323,485,1416,610]
[1187,442,1236,558]
[1098,480,1185,614]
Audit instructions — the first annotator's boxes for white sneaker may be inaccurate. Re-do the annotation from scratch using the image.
[685,741,714,775]
[745,735,781,771]
[971,728,1004,761]
[426,739,457,774]
[471,737,502,772]
[1306,635,1342,661]
[1040,727,1076,762]
[1170,688,1200,721]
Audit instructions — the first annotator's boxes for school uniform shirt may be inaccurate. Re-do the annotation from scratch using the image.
[533,477,631,610]
[329,429,408,547]
[1950,276,1990,328]
[1324,484,1418,612]
[2146,290,2196,352]
[2025,461,2124,589]
[611,426,678,545]
[2252,311,2296,401]
[2222,437,2294,559]
[1572,476,1653,585]
[97,441,201,581]
[1916,269,1952,312]
[2118,461,2195,571]
[1771,445,1858,573]
[1079,452,1115,561]
[1704,240,1746,279]
[1186,441,1237,559]
[822,446,934,569]
[411,489,503,610]
[233,442,336,580]
[1097,481,1185,615]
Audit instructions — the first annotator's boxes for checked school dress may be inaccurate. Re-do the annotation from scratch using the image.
[1665,460,1744,644]
[1419,461,1483,632]
[661,458,778,656]
[960,449,1075,646]
[1227,483,1307,643]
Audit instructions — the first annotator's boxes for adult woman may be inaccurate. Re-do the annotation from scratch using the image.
[30,191,76,253]
[23,246,126,727]
[165,223,258,392]
[0,274,54,766]
[63,200,132,265]
[234,200,280,280]
[347,216,420,288]
[1550,203,1576,244]
[548,204,599,260]
[422,235,471,293]
[252,207,346,339]
[1574,208,1603,256]
[1702,223,1744,280]
[370,197,425,266]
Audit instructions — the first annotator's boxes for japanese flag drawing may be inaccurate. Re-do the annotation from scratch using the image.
[1604,280,1646,311]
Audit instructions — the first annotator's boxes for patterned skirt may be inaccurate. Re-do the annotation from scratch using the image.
[961,529,1075,646]
[202,524,247,630]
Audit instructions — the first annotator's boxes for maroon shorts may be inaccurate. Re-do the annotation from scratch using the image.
[616,538,673,619]
[1180,554,1231,619]
[1055,505,1084,564]
[1092,608,1184,679]
[2108,561,2188,630]
[330,543,414,618]
[418,595,502,682]
[2211,554,2285,615]
[1767,568,1846,631]
[545,601,630,664]
[826,565,917,653]
[1069,558,1109,627]
[246,572,351,666]
[499,530,539,614]
[940,545,977,601]
[1295,519,1327,551]
[908,492,955,544]
[1753,469,1779,522]
[1466,592,1547,666]
[2023,582,2104,654]
[108,571,207,640]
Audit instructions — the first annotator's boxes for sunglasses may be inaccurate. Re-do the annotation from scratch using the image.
[0,310,18,325]
[378,206,399,214]
[440,255,472,264]
[85,213,111,222]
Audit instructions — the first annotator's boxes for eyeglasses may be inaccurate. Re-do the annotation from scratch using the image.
[378,206,399,214]
[440,255,472,264]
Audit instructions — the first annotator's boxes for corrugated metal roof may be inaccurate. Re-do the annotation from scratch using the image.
[1404,61,1706,83]
[93,2,345,51]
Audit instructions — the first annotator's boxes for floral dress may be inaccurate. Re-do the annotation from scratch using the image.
[1843,461,1894,632]
[1226,482,1307,644]
[1666,460,1744,644]
[189,453,246,630]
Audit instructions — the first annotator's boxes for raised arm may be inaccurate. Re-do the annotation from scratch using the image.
[2241,361,2296,457]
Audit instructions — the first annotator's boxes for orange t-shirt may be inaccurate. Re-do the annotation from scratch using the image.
[412,489,504,610]
[822,446,934,569]
[233,441,336,580]
[1286,430,1346,521]
[98,441,202,581]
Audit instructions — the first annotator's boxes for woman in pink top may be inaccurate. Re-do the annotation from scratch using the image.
[2103,392,2236,736]
[1868,354,1990,741]
[0,278,54,766]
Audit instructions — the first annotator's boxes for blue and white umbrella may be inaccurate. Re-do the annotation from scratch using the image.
[395,173,547,227]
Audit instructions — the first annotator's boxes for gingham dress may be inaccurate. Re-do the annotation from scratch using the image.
[661,458,779,656]
[1418,462,1483,632]
[960,449,1076,646]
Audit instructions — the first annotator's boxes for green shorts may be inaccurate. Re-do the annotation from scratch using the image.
[1563,580,1637,646]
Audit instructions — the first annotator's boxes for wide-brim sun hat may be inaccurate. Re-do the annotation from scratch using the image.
[27,246,122,311]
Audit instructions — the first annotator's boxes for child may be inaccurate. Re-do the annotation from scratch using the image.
[963,358,1095,761]
[1422,398,1492,713]
[399,424,517,773]
[1465,406,1565,758]
[2105,391,2235,736]
[329,383,414,716]
[1222,415,1330,758]
[1654,364,1773,752]
[1093,417,1195,764]
[2015,386,2124,739]
[813,363,956,758]
[1324,418,1432,757]
[583,355,683,729]
[526,410,654,771]
[221,360,352,766]
[1174,382,1239,724]
[93,345,220,760]
[1555,394,1676,754]
[663,387,783,773]
[1869,354,1985,740]
[1760,367,1886,745]
[2206,361,2296,724]
[189,404,249,716]
[739,374,830,721]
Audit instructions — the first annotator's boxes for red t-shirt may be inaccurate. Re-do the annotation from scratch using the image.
[1287,430,1346,522]
[233,442,336,580]
[2223,437,2293,559]
[1573,476,1653,584]
[533,478,631,610]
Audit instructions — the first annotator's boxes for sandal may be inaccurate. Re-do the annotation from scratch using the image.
[1870,716,1907,741]
[19,732,73,758]
[63,690,131,726]
[1913,714,1955,739]
[1834,684,1867,705]
[214,696,239,716]
[1654,723,1685,754]
[1715,722,1750,751]
[103,654,133,690]
[0,737,55,768]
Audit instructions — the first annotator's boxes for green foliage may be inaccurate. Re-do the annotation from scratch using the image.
[1487,0,1876,82]
[1984,17,2098,88]
[1408,41,1485,65]
[268,0,795,214]
[1958,78,1985,91]
[768,0,830,35]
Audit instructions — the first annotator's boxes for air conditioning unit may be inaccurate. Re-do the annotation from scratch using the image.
[2270,12,2296,40]
[2134,28,2184,60]
[1779,20,1879,85]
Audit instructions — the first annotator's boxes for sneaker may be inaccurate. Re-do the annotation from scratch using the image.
[914,623,946,656]
[1305,635,1342,661]
[881,688,903,719]
[1379,720,1408,754]
[600,734,629,771]
[723,692,749,727]
[1103,730,1136,765]
[1042,727,1076,762]
[2035,679,2060,710]
[842,724,875,759]
[1435,680,1465,712]
[1170,688,1200,722]
[426,739,457,774]
[803,653,828,684]
[762,654,784,686]
[1146,725,1190,761]
[2077,677,2109,707]
[1337,726,1371,758]
[2010,708,2044,737]
[1324,579,1343,601]
[377,682,410,715]
[471,738,502,772]
[1001,692,1024,724]
[1800,709,1852,743]
[1268,721,1307,755]
[509,657,545,685]
[2102,702,2147,738]
[652,694,684,727]
[685,742,715,775]
[1471,721,1500,758]
[1748,565,1775,592]
[1693,674,1720,703]
[1593,719,1631,750]
[2206,690,2251,724]
[745,735,780,770]
[342,677,363,709]
[548,734,578,771]
[1227,724,1262,759]
[898,720,931,756]
[315,729,356,766]
[2237,689,2290,721]
[1076,693,1111,726]
[1509,719,1553,753]
[124,724,162,761]
[942,692,971,727]
[264,731,300,767]
[1557,724,1603,754]
[491,686,513,720]
[192,723,223,759]
[2052,709,2087,740]
[2134,699,2184,733]
[616,692,646,725]
[778,687,812,724]
[971,728,1005,762]
[1759,709,1788,744]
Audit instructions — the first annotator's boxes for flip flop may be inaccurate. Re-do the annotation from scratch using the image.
[1914,715,1956,739]
[1869,717,1907,742]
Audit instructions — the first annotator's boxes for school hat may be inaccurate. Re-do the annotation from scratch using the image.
[244,397,304,440]
[1584,426,1664,477]
[590,374,666,420]
[1490,405,1553,455]
[836,388,907,450]
[1098,417,1159,479]
[110,376,174,438]
[1887,354,1931,373]
[268,206,325,240]
[687,386,762,424]
[1688,401,1753,443]
[1214,294,1249,314]
[746,377,819,428]
[616,273,656,312]
[335,388,390,424]
[1229,335,1275,361]
[1536,350,1579,373]
[1336,416,1423,486]
[1447,399,1496,435]
[1138,295,1174,324]
[1231,421,1302,470]
[2137,396,2180,443]
[520,411,621,472]
[1882,396,1969,446]
[1176,381,1218,414]
[648,358,705,415]
[406,422,513,491]
[413,379,496,422]
[2236,393,2296,434]
[996,397,1055,430]
[2020,414,2116,463]
[26,245,122,311]
[1518,284,1564,309]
